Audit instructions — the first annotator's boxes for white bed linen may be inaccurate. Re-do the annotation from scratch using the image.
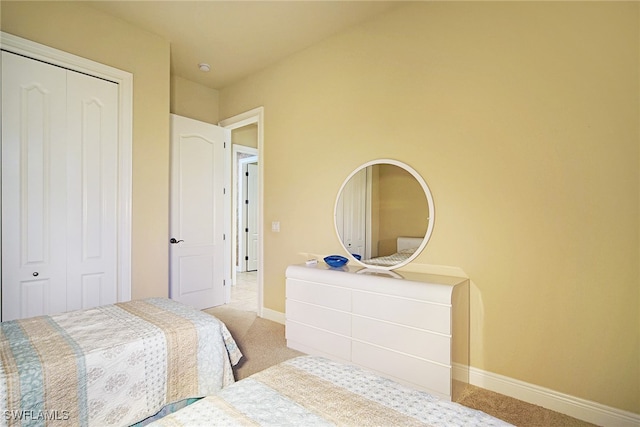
[0,298,242,427]
[149,356,512,427]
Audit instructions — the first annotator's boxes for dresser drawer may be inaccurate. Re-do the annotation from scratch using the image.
[352,341,451,399]
[352,315,450,365]
[286,299,350,336]
[352,290,451,334]
[286,320,351,361]
[286,278,351,312]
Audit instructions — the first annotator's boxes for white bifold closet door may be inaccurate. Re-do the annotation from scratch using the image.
[1,51,119,321]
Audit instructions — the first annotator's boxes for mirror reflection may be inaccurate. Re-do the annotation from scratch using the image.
[335,160,434,270]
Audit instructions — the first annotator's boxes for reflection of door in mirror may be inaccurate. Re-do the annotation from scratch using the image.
[335,160,433,270]
[336,167,368,258]
[337,164,428,260]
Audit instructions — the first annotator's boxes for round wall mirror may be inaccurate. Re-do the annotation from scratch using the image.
[334,159,435,270]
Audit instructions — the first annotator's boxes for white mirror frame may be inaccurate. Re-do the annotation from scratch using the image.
[334,159,435,271]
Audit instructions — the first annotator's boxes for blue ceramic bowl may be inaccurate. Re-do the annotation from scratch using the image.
[324,255,349,268]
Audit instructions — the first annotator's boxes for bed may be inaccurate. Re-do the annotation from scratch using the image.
[362,236,423,267]
[0,298,242,427]
[148,356,512,427]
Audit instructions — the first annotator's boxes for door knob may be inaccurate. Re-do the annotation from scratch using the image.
[170,238,184,244]
[33,272,39,277]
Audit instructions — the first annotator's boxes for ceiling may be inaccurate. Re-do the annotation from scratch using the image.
[87,1,404,90]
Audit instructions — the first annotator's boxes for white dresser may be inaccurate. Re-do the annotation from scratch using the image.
[285,263,469,400]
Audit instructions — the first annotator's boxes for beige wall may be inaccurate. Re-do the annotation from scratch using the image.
[232,124,258,148]
[1,1,171,300]
[377,164,428,256]
[219,2,639,413]
[171,75,220,124]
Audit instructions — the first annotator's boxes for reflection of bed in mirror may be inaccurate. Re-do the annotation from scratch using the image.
[361,236,423,267]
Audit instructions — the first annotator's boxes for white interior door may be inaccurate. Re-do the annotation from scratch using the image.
[1,51,119,320]
[170,114,230,309]
[246,162,259,271]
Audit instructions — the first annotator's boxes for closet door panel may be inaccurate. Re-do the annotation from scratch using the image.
[65,71,119,311]
[1,52,68,320]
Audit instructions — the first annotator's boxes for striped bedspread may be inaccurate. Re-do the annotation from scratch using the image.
[0,298,242,427]
[149,356,512,427]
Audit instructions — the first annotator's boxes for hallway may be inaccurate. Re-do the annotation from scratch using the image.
[228,271,257,312]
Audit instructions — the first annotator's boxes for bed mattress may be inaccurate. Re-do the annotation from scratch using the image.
[0,298,242,427]
[149,356,512,427]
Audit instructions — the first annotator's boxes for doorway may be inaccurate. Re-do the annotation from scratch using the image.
[238,153,259,273]
[230,143,258,312]
[219,108,264,315]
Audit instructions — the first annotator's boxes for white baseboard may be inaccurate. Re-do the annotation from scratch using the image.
[260,307,285,325]
[468,366,640,427]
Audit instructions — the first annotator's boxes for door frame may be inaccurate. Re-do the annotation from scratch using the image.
[219,107,264,317]
[0,32,133,318]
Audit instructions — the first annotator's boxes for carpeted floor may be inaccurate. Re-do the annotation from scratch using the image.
[205,305,598,427]
[205,305,304,380]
